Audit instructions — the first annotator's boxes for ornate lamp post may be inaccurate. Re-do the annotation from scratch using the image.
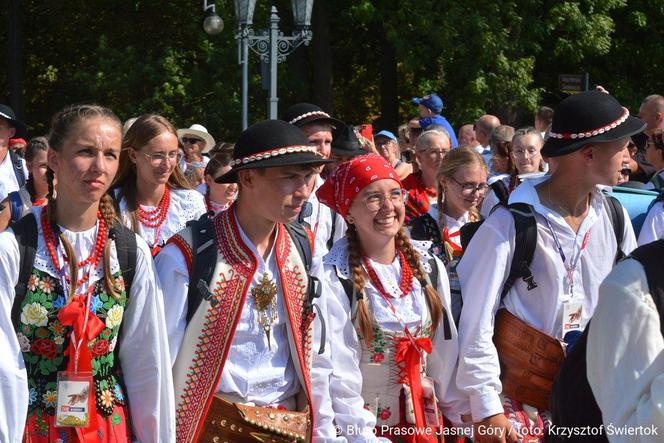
[203,1,314,129]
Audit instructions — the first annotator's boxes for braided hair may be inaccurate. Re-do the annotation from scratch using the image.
[346,224,443,345]
[47,104,123,300]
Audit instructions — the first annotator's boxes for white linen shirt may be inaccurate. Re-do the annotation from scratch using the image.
[0,206,176,442]
[118,188,206,249]
[0,151,27,202]
[588,258,664,443]
[155,214,334,418]
[306,175,347,260]
[312,238,470,442]
[456,176,637,422]
[638,200,664,246]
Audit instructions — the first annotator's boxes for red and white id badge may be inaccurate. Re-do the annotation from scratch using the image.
[55,371,93,428]
[421,376,440,427]
[562,299,583,337]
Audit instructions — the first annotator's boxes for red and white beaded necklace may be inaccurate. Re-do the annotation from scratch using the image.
[137,186,171,255]
[41,209,108,292]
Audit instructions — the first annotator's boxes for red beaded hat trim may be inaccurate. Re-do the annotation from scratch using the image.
[229,145,320,167]
[548,107,629,140]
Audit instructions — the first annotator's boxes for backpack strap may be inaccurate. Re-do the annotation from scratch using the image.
[8,191,24,223]
[9,151,26,188]
[629,239,664,337]
[10,213,38,327]
[602,194,625,263]
[109,224,137,295]
[284,222,325,354]
[490,179,509,205]
[649,173,664,191]
[186,215,217,325]
[499,203,538,300]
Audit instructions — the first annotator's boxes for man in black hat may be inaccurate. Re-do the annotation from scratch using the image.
[282,103,347,258]
[0,104,28,201]
[155,119,337,442]
[324,123,366,177]
[456,91,640,442]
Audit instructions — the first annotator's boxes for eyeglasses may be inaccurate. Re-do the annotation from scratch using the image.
[363,189,407,211]
[512,148,539,157]
[423,148,449,157]
[450,176,489,195]
[142,151,182,166]
[182,137,203,145]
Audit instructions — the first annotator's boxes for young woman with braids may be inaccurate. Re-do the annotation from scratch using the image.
[194,150,238,216]
[0,136,50,231]
[315,153,469,442]
[112,114,206,256]
[0,104,174,441]
[480,127,545,217]
[410,147,489,326]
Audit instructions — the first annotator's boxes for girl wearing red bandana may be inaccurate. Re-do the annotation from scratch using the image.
[410,147,488,326]
[0,105,174,442]
[315,154,469,442]
[112,115,206,257]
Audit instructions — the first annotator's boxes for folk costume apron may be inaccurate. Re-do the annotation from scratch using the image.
[170,209,316,443]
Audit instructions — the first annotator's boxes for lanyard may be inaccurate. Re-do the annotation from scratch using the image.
[544,218,591,296]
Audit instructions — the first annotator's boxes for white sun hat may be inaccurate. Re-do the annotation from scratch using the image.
[177,124,216,154]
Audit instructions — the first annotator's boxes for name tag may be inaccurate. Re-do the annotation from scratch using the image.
[55,371,93,428]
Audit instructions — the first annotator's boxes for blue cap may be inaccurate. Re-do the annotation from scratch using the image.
[374,130,397,141]
[412,93,444,114]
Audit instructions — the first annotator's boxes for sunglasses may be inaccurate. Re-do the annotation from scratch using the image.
[182,137,203,145]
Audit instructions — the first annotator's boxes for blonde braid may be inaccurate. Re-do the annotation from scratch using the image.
[346,225,374,345]
[395,229,443,335]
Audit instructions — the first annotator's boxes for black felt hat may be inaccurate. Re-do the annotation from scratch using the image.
[216,119,331,183]
[542,91,645,158]
[0,104,28,139]
[331,124,365,157]
[281,103,343,129]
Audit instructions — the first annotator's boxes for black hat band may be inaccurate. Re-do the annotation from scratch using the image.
[548,107,629,140]
[289,111,331,125]
[229,145,321,167]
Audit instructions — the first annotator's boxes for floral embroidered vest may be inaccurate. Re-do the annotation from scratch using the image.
[355,295,434,428]
[14,268,129,427]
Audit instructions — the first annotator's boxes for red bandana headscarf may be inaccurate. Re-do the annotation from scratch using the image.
[316,153,402,217]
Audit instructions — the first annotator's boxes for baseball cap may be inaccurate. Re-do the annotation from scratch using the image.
[412,94,444,114]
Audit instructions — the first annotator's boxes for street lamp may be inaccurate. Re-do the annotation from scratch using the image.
[203,1,314,129]
[202,1,224,35]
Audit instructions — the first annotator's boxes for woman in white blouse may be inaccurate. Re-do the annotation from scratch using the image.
[410,147,488,325]
[315,153,468,442]
[112,114,206,256]
[0,104,174,442]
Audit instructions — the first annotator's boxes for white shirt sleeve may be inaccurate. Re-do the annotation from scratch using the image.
[480,189,500,219]
[118,237,176,443]
[316,264,387,443]
[588,258,664,443]
[0,230,28,443]
[426,256,470,425]
[456,210,514,422]
[154,242,190,365]
[638,202,664,247]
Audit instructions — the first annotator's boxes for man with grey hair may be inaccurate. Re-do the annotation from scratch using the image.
[402,129,452,221]
[627,94,664,182]
[474,115,501,154]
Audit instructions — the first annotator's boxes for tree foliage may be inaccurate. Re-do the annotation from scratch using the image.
[1,0,661,140]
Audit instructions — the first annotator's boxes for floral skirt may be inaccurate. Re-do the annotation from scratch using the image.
[501,394,551,443]
[23,404,130,443]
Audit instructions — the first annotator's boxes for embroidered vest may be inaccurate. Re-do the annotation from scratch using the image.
[171,209,315,443]
[14,268,129,435]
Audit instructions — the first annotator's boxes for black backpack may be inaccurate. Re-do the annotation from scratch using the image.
[459,195,626,301]
[184,215,325,353]
[550,239,664,442]
[10,213,138,327]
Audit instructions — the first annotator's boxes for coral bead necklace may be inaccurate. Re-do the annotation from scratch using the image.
[137,186,171,255]
[41,209,107,288]
[362,250,413,299]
